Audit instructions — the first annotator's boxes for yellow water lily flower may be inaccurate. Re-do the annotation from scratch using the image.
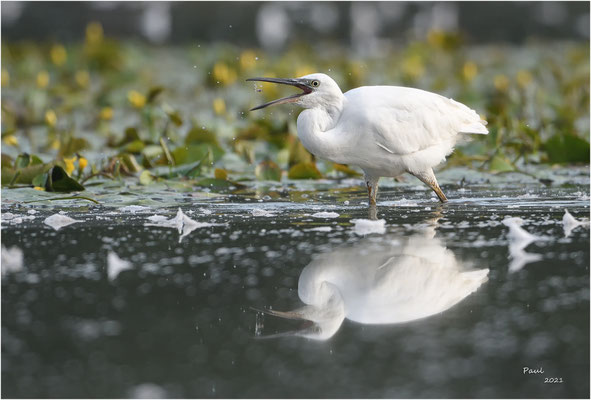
[494,74,510,92]
[3,135,18,146]
[402,54,424,80]
[128,90,146,108]
[78,157,88,171]
[34,186,45,191]
[213,98,226,115]
[100,107,113,120]
[212,62,237,86]
[294,65,315,78]
[37,71,50,88]
[462,61,478,81]
[45,110,57,127]
[50,44,67,66]
[240,50,257,70]
[86,22,104,45]
[64,156,77,175]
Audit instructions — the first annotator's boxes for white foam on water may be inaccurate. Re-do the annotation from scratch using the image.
[251,208,275,217]
[311,212,339,218]
[118,205,151,213]
[309,226,332,232]
[1,245,24,275]
[43,214,81,231]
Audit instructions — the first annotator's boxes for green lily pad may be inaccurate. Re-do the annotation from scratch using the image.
[489,154,515,172]
[543,134,590,164]
[288,162,322,179]
[185,126,220,146]
[194,178,245,190]
[333,163,361,177]
[255,160,282,181]
[139,170,154,185]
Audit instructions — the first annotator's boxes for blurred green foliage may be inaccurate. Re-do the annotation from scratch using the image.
[1,23,589,194]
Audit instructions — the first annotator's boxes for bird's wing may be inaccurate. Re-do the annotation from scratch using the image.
[343,86,488,156]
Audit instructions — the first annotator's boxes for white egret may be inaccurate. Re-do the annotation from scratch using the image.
[247,73,488,204]
[256,224,489,340]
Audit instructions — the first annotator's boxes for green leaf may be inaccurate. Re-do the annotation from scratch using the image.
[489,154,515,172]
[32,173,48,187]
[214,168,228,180]
[139,170,154,185]
[195,178,245,190]
[172,144,223,165]
[333,163,361,177]
[162,104,183,127]
[118,127,141,146]
[123,139,146,154]
[45,166,85,192]
[2,163,49,185]
[288,162,322,179]
[543,134,590,164]
[15,153,31,169]
[120,153,143,173]
[288,137,314,167]
[60,137,90,157]
[1,154,13,169]
[185,126,220,146]
[30,155,44,165]
[146,86,165,103]
[159,137,175,166]
[255,160,282,181]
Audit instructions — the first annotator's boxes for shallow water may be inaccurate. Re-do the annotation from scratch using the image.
[1,169,590,398]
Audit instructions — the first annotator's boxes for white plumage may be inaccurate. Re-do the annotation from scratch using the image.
[248,73,488,204]
[258,225,489,340]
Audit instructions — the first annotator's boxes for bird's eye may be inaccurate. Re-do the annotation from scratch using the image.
[311,80,320,87]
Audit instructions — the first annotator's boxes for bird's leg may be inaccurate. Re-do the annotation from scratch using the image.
[364,175,379,205]
[411,169,447,203]
[368,204,378,220]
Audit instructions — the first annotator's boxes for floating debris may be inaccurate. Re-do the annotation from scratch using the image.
[145,208,216,242]
[251,208,275,217]
[308,226,332,232]
[43,214,81,231]
[311,211,339,218]
[351,218,386,235]
[118,205,151,213]
[562,209,590,238]
[502,217,542,272]
[1,245,24,275]
[107,251,133,280]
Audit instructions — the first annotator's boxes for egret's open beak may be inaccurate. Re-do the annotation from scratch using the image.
[246,77,312,111]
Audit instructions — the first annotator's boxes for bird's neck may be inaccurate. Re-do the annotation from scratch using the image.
[296,99,345,161]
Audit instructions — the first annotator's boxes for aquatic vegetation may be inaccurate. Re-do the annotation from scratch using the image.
[1,23,589,200]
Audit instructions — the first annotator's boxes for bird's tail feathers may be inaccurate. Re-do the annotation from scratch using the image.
[459,121,488,135]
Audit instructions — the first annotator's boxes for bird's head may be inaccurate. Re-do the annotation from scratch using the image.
[247,73,343,111]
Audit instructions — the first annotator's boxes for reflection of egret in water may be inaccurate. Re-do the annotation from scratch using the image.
[257,223,489,340]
